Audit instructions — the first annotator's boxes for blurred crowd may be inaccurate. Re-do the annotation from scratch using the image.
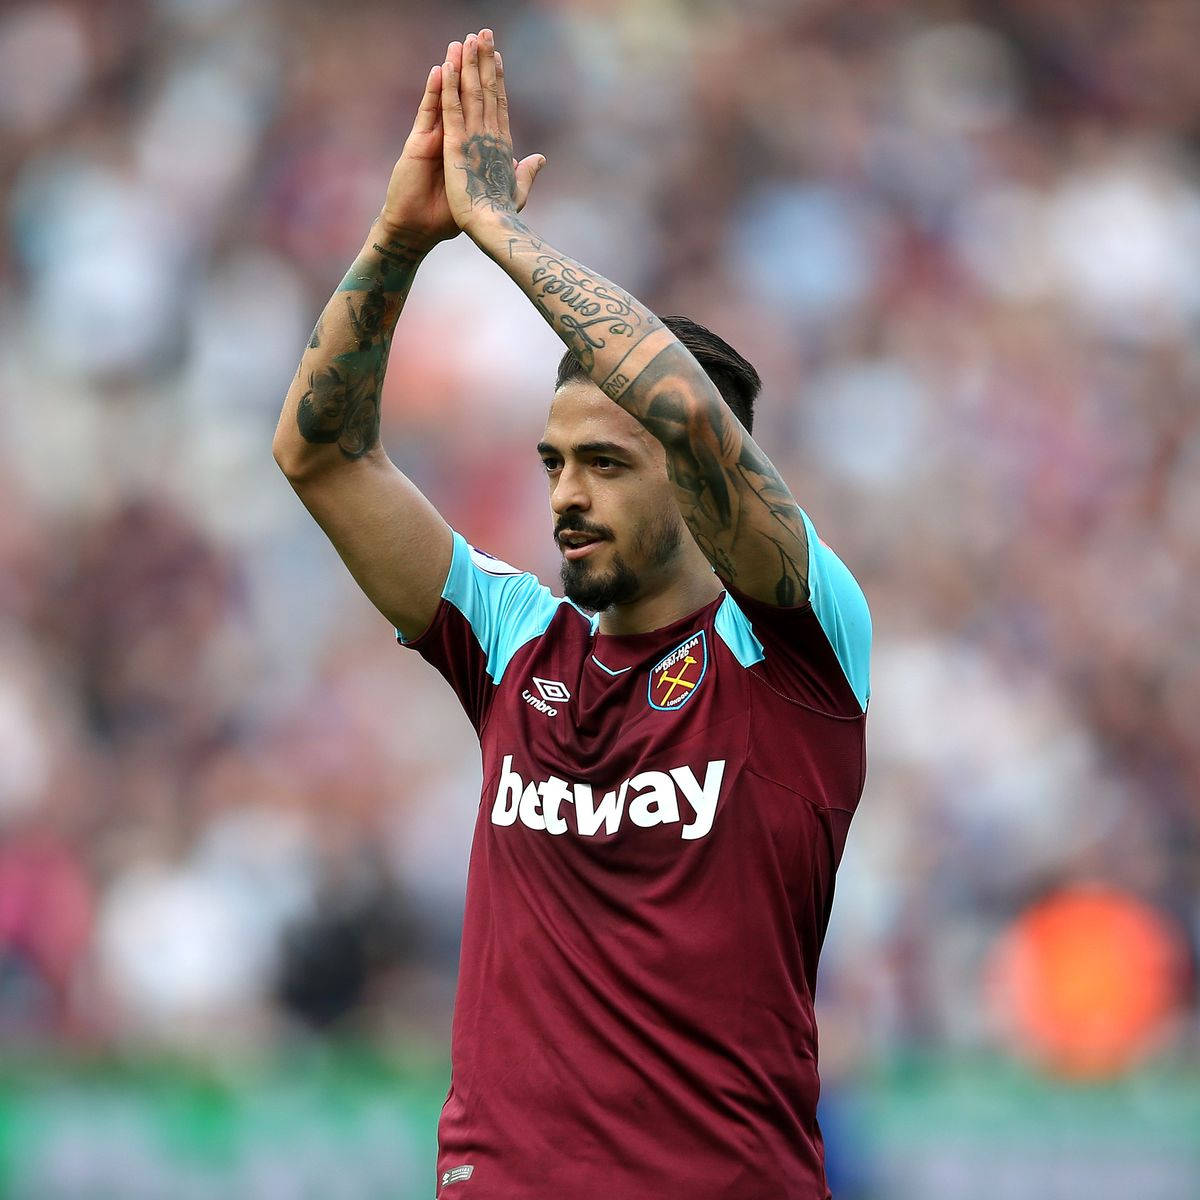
[0,0,1197,1074]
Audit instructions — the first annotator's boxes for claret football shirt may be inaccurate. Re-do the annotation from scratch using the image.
[399,509,871,1200]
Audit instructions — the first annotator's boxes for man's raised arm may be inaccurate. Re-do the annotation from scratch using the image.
[273,60,543,639]
[440,32,810,609]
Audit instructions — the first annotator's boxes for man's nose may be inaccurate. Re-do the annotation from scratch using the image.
[550,463,590,514]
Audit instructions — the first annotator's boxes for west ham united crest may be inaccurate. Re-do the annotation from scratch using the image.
[648,630,708,711]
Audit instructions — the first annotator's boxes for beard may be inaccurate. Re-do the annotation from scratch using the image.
[558,508,682,612]
[560,548,641,611]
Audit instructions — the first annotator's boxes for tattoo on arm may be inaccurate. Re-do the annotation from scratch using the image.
[482,216,809,603]
[293,239,422,460]
[338,238,428,293]
[612,343,811,604]
[492,216,656,372]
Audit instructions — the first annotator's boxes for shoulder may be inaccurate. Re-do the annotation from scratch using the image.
[715,513,871,717]
[405,531,588,682]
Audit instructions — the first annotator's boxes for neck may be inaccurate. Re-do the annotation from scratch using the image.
[596,557,724,637]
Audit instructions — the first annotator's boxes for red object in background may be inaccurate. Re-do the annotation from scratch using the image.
[0,829,94,1036]
[987,884,1187,1079]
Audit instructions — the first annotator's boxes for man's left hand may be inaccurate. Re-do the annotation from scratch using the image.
[440,30,545,237]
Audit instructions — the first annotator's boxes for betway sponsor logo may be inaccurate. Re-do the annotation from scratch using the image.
[491,755,725,841]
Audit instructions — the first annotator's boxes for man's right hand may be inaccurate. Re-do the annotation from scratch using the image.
[379,64,460,244]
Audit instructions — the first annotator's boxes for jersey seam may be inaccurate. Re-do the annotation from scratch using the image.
[745,664,866,721]
[403,596,541,737]
[476,626,525,741]
[722,585,866,716]
[742,764,851,815]
[476,604,591,740]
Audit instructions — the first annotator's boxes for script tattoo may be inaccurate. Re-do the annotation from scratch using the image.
[338,239,427,294]
[458,134,517,215]
[294,240,422,459]
[495,217,650,371]
[529,254,644,370]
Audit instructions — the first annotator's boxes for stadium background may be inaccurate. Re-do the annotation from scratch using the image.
[1,0,1197,1196]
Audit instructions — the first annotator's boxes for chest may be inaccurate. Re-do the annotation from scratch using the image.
[479,624,754,851]
[488,625,744,778]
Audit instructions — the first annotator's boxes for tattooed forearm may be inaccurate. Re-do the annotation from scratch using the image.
[472,214,810,605]
[484,215,657,373]
[339,238,429,294]
[623,342,810,600]
[529,253,643,370]
[344,281,390,351]
[285,232,425,461]
[296,354,382,458]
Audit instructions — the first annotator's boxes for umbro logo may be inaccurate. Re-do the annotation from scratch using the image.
[532,677,570,703]
[523,676,570,717]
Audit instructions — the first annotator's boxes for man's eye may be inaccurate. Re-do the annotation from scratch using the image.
[541,459,560,473]
[593,457,617,470]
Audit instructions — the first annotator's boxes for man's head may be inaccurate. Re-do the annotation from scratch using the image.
[544,316,761,612]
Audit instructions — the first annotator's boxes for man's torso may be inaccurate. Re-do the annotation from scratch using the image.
[402,526,870,1200]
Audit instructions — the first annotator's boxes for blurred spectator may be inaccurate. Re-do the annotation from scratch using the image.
[0,0,1194,1092]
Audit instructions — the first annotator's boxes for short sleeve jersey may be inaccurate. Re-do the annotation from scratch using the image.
[401,510,871,1200]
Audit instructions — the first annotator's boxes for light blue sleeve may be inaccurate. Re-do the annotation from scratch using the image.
[800,510,871,709]
[397,531,562,683]
[713,509,871,712]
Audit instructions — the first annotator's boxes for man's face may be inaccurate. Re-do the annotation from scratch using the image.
[540,381,685,611]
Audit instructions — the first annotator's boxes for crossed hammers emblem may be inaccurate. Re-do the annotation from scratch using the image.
[657,655,699,705]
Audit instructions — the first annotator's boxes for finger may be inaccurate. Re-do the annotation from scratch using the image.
[460,32,483,130]
[478,28,499,131]
[514,153,546,212]
[493,49,511,142]
[409,65,442,137]
[441,44,464,135]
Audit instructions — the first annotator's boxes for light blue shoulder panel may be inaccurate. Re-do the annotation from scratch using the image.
[714,592,764,668]
[712,511,871,711]
[400,531,562,682]
[801,509,871,710]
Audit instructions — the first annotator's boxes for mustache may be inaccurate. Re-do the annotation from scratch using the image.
[554,516,613,542]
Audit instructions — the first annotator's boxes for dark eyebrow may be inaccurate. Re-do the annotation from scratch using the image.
[575,441,632,458]
[536,440,632,459]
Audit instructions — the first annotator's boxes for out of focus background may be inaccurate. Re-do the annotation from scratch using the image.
[1,0,1197,1196]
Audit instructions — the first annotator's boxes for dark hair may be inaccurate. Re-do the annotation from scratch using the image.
[554,315,761,433]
